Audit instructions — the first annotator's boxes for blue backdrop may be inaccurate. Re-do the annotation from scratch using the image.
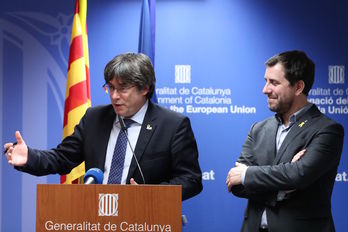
[1,0,347,231]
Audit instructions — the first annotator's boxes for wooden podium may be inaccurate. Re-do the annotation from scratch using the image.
[36,184,181,232]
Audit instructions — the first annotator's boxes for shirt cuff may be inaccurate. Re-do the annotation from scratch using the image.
[241,166,248,185]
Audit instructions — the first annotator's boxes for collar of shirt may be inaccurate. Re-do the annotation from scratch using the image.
[275,103,313,128]
[275,103,313,151]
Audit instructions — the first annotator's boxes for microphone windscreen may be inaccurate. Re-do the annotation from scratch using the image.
[84,168,104,184]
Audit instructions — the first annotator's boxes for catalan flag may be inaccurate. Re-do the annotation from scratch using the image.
[138,0,157,103]
[60,0,91,184]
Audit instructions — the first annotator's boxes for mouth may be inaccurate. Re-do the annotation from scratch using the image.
[267,97,278,105]
[113,101,122,106]
[112,103,124,109]
[267,95,277,100]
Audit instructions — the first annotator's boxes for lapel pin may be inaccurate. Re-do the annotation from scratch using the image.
[146,124,152,130]
[298,120,308,128]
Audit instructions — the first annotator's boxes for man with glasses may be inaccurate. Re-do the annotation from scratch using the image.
[4,53,203,201]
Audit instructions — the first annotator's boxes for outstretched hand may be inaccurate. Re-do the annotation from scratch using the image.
[4,131,28,166]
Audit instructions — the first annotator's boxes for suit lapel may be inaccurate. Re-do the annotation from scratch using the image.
[126,102,157,180]
[273,105,321,164]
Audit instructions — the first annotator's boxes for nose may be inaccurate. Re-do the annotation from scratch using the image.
[110,89,121,99]
[262,82,271,94]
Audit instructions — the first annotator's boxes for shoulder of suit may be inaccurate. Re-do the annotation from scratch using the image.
[306,104,343,128]
[316,113,344,133]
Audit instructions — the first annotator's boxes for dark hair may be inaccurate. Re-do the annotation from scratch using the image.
[265,50,315,96]
[104,53,156,99]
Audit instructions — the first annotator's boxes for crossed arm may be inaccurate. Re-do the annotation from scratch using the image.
[226,121,343,198]
[226,149,306,192]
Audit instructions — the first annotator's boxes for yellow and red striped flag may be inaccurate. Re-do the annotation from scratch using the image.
[60,0,91,184]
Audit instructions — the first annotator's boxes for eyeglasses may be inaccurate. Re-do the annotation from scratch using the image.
[102,83,134,94]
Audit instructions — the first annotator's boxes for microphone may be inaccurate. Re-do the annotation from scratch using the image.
[118,115,146,184]
[181,215,188,226]
[84,168,104,184]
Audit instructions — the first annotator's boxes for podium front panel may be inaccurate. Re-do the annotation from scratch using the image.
[36,184,181,232]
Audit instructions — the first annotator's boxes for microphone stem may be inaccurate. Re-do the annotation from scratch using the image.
[124,131,146,185]
[118,114,146,184]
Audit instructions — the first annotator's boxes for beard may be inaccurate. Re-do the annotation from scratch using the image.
[267,97,293,114]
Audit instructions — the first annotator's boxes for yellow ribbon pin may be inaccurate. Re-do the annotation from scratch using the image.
[298,120,308,128]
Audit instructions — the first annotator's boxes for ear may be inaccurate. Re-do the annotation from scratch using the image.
[295,80,305,96]
[141,85,150,96]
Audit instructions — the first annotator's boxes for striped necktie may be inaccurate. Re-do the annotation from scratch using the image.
[107,119,133,184]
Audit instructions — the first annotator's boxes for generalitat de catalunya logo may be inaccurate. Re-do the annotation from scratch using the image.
[329,65,345,84]
[98,193,119,216]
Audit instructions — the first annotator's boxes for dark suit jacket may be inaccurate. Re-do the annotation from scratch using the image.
[231,104,344,232]
[19,101,203,200]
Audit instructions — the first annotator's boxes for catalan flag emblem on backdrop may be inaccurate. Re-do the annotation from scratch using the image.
[60,0,91,184]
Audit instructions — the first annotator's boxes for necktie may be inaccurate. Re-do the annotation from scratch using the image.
[107,119,133,184]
